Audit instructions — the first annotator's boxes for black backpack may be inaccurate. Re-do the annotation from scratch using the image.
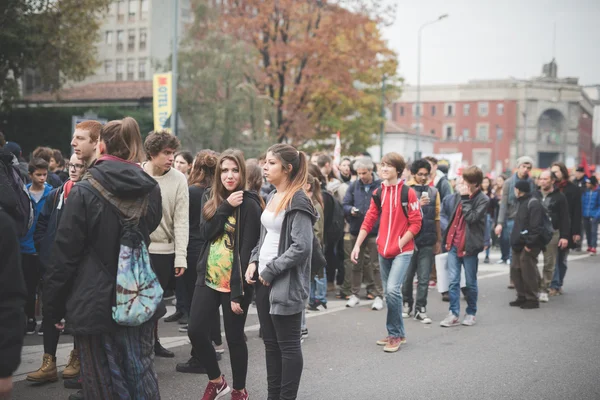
[372,184,411,218]
[322,190,345,250]
[528,198,554,246]
[0,151,33,237]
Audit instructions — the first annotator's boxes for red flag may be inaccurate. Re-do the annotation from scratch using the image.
[581,153,591,178]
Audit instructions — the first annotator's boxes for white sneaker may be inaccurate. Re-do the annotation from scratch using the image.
[402,302,411,318]
[346,295,360,308]
[414,307,432,324]
[371,296,384,311]
[440,312,460,327]
[462,314,476,326]
[539,293,549,303]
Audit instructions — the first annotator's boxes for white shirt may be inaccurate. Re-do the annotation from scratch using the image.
[258,208,285,275]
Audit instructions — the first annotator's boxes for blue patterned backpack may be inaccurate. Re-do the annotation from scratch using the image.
[81,180,163,326]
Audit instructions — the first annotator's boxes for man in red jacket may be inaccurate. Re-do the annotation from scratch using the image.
[351,152,422,353]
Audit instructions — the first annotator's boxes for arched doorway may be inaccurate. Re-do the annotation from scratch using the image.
[537,109,566,168]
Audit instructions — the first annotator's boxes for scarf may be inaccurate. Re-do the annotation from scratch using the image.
[556,179,568,192]
[63,180,75,200]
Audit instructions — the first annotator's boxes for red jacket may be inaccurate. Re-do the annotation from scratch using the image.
[361,181,422,258]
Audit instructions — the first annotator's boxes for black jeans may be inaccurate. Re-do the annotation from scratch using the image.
[150,253,175,291]
[188,285,252,390]
[256,282,303,400]
[22,253,41,320]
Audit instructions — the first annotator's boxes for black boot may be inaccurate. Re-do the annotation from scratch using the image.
[154,341,175,358]
[520,300,540,309]
[176,357,206,374]
[68,390,84,400]
[164,311,183,323]
[509,297,526,307]
[441,292,449,302]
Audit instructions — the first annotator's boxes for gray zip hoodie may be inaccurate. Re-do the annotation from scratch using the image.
[250,190,317,316]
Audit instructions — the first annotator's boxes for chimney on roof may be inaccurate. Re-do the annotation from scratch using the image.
[542,59,558,79]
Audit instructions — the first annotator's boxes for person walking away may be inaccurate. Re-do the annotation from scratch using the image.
[351,152,422,352]
[142,131,189,357]
[509,181,546,309]
[439,166,489,327]
[188,150,262,400]
[581,176,599,255]
[532,171,570,303]
[21,158,53,334]
[43,117,163,399]
[342,157,384,310]
[246,144,316,400]
[549,162,582,295]
[402,159,441,324]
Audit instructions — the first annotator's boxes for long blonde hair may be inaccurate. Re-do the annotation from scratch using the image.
[267,144,308,215]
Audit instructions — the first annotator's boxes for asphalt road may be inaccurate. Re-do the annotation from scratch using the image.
[11,251,600,400]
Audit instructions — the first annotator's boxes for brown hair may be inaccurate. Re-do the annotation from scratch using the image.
[32,146,53,163]
[75,120,103,143]
[381,152,406,174]
[245,160,266,209]
[268,144,308,215]
[307,173,324,210]
[52,149,65,168]
[28,158,49,174]
[100,117,145,163]
[316,154,332,168]
[188,150,218,188]
[551,162,569,182]
[308,163,326,186]
[203,149,246,220]
[176,151,194,165]
[424,156,438,165]
[144,130,181,160]
[462,165,484,186]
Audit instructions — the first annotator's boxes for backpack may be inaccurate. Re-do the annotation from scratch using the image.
[80,183,163,327]
[0,151,34,237]
[372,184,410,218]
[528,198,554,247]
[322,190,345,250]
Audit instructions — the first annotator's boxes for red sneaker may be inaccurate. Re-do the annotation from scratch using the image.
[591,248,597,255]
[231,389,249,400]
[201,375,231,400]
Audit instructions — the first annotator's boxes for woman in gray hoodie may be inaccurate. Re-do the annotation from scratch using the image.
[246,144,317,400]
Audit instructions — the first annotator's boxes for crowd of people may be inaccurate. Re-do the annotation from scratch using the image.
[0,120,598,399]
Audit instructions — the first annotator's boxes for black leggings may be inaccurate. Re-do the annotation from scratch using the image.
[188,285,252,390]
[255,282,303,400]
[22,254,41,320]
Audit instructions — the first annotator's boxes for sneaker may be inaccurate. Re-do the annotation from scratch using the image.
[231,388,249,400]
[462,314,476,326]
[26,318,36,335]
[214,343,225,354]
[201,375,231,400]
[414,307,432,324]
[507,281,515,289]
[591,248,597,255]
[383,337,402,353]
[62,349,80,379]
[428,280,436,288]
[548,288,560,297]
[439,312,460,327]
[164,311,183,323]
[178,325,188,333]
[154,341,175,358]
[441,292,449,302]
[402,302,411,318]
[520,300,540,309]
[346,295,360,308]
[376,336,406,346]
[509,297,526,307]
[539,293,549,303]
[37,323,44,336]
[64,376,83,390]
[176,357,207,374]
[26,353,58,382]
[371,296,384,311]
[496,259,507,264]
[179,313,189,325]
[484,256,490,264]
[68,390,84,400]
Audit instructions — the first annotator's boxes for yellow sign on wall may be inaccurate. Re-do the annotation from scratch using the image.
[153,72,172,132]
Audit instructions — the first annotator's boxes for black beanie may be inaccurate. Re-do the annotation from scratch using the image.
[515,180,531,193]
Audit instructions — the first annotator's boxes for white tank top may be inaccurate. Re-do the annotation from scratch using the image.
[258,208,285,275]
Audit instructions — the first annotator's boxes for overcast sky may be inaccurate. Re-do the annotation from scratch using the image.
[382,0,600,87]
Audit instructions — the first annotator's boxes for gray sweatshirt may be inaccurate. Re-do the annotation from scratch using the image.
[250,190,317,316]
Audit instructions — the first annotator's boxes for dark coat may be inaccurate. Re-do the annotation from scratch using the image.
[195,190,262,303]
[342,174,381,236]
[442,190,489,256]
[558,181,582,248]
[511,193,544,251]
[532,190,570,240]
[43,158,162,335]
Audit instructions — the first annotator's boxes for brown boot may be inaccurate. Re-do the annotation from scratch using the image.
[62,349,80,379]
[26,353,58,383]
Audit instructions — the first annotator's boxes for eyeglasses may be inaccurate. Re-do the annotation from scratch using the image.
[68,163,85,170]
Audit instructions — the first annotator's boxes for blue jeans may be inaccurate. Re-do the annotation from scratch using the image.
[500,219,514,262]
[551,248,569,289]
[584,217,598,248]
[485,214,492,259]
[309,270,327,305]
[447,246,479,317]
[379,253,412,338]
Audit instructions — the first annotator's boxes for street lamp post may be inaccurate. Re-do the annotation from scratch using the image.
[379,75,386,161]
[415,14,448,161]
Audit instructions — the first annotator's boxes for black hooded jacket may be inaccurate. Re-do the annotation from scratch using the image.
[43,158,162,335]
[195,190,263,302]
[511,193,544,251]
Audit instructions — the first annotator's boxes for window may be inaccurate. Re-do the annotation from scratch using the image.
[444,124,454,139]
[477,123,489,140]
[116,59,124,81]
[478,102,489,117]
[138,58,147,80]
[445,103,455,117]
[128,0,137,21]
[116,30,124,52]
[399,106,404,116]
[127,59,135,80]
[108,1,116,16]
[497,103,504,116]
[472,149,491,172]
[105,31,113,45]
[463,104,470,116]
[430,129,435,135]
[104,60,113,75]
[411,123,423,132]
[462,128,470,140]
[139,28,147,50]
[496,126,504,140]
[140,0,148,20]
[412,104,422,117]
[117,0,125,22]
[431,105,436,116]
[128,29,135,51]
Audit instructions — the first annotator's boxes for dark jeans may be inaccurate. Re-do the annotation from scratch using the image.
[551,248,569,290]
[188,285,252,390]
[256,282,303,400]
[178,249,200,315]
[500,220,514,262]
[22,253,41,320]
[150,253,175,291]
[583,217,598,248]
[402,245,434,310]
[325,239,345,285]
